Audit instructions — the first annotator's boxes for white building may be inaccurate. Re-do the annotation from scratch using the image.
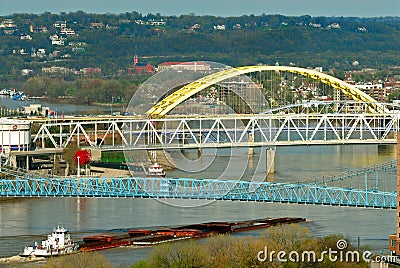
[60,28,75,36]
[50,34,66,46]
[157,61,211,72]
[20,34,32,40]
[213,25,226,30]
[22,104,50,116]
[149,19,166,26]
[327,23,341,29]
[53,21,67,29]
[21,69,33,76]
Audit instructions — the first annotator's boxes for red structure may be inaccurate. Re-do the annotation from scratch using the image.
[74,150,91,165]
[128,63,155,75]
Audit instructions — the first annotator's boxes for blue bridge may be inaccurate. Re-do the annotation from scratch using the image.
[0,164,396,209]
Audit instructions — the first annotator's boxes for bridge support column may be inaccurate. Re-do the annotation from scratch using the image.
[266,148,275,175]
[248,133,254,156]
[26,155,29,171]
[197,134,202,157]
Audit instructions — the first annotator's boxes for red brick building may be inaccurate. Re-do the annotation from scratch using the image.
[127,63,155,75]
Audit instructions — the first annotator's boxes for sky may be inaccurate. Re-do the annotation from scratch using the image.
[1,0,400,17]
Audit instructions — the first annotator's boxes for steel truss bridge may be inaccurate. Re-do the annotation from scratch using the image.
[32,101,400,151]
[0,157,396,209]
[0,170,395,209]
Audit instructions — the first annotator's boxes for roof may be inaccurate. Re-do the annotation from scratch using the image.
[158,61,208,66]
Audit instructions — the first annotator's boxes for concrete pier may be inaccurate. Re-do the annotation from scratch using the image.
[266,148,275,175]
[248,133,254,156]
[197,133,202,157]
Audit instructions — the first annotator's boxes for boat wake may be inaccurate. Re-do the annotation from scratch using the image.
[0,255,45,264]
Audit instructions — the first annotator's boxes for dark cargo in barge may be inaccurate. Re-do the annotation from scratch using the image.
[78,217,306,251]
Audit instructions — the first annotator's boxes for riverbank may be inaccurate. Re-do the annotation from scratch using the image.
[0,95,116,115]
[43,96,126,107]
[0,217,305,266]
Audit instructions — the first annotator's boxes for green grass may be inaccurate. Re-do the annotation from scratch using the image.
[101,151,126,163]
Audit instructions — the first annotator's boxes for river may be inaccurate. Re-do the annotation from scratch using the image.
[0,144,396,266]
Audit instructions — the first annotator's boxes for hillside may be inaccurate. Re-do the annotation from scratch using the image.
[1,12,400,80]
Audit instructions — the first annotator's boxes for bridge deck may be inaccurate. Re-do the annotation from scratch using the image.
[0,176,395,209]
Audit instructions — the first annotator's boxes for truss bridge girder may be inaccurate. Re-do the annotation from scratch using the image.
[31,112,400,151]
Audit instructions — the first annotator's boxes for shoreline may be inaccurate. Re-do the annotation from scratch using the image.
[40,97,127,107]
[0,217,306,264]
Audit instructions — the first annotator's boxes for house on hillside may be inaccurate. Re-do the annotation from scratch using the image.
[60,28,75,36]
[90,22,105,29]
[81,67,102,76]
[53,21,67,29]
[30,25,47,33]
[20,33,32,40]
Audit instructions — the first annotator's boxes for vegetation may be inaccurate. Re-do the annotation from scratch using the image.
[12,224,369,267]
[19,76,140,104]
[101,151,126,163]
[134,224,368,268]
[1,12,400,81]
[25,252,114,268]
[2,12,400,104]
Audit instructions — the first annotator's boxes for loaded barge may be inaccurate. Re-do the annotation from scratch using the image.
[78,217,305,251]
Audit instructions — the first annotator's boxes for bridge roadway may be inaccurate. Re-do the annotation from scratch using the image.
[0,176,395,209]
[0,150,395,209]
[32,102,400,150]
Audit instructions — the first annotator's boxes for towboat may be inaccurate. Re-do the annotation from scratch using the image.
[20,226,78,257]
[146,163,166,177]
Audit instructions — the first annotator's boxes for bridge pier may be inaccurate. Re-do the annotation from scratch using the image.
[266,148,275,175]
[248,133,254,156]
[198,133,202,157]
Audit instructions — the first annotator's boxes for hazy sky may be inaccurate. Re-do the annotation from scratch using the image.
[1,0,399,17]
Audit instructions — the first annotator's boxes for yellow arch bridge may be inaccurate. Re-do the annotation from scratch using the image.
[147,65,388,117]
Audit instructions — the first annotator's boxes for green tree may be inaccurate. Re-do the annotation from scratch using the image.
[27,252,113,268]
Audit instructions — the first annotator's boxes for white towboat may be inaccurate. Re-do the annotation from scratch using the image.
[20,226,78,257]
[146,163,166,177]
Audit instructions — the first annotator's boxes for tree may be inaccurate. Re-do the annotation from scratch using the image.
[36,252,113,268]
[139,224,368,268]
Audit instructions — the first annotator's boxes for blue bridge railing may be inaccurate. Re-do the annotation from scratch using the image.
[0,177,395,209]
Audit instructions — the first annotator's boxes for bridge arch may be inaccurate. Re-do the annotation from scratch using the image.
[147,66,387,117]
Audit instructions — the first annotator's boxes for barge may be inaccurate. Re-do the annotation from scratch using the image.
[78,217,306,251]
[18,217,306,257]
